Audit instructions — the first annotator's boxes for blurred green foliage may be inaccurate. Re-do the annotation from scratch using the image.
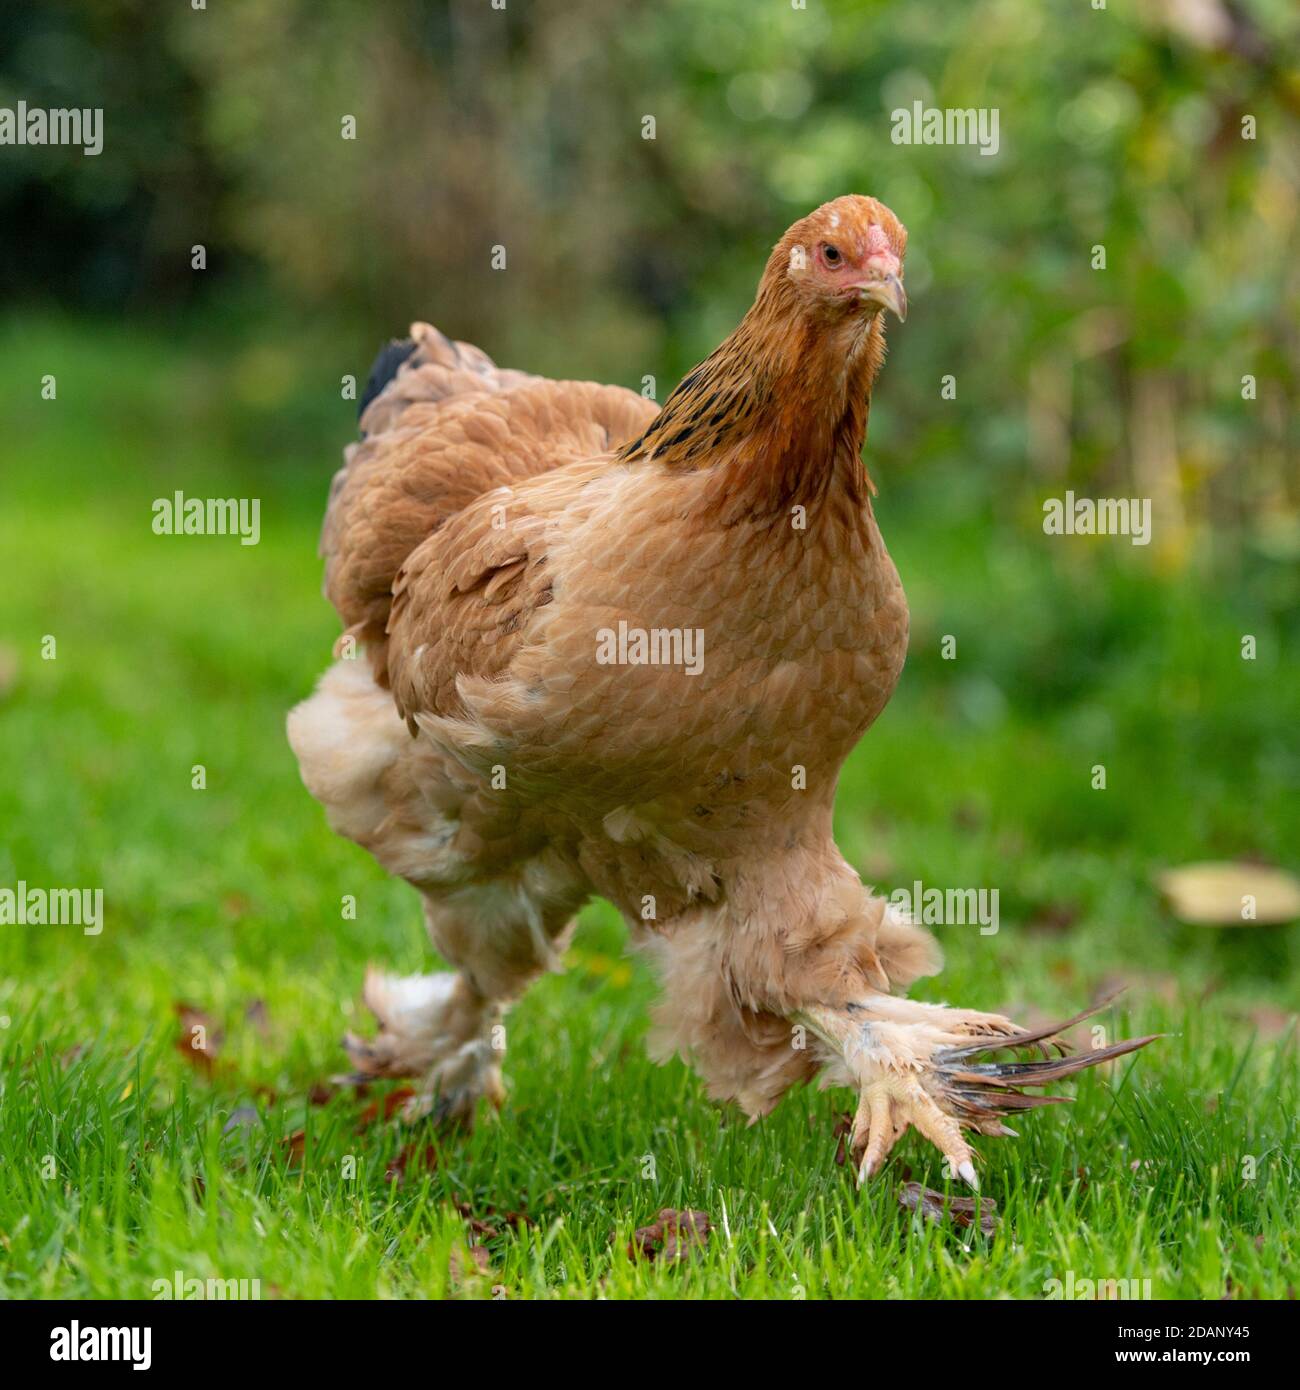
[2,0,1297,562]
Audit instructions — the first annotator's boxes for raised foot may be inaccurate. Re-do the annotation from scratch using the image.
[804,994,1161,1188]
[341,967,505,1125]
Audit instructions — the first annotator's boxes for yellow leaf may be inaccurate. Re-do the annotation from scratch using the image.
[1156,862,1300,926]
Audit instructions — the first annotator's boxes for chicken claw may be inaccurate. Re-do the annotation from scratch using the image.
[802,994,1160,1187]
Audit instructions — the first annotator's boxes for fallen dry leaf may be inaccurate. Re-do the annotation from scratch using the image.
[448,1243,495,1289]
[628,1208,711,1263]
[386,1141,438,1183]
[173,1002,223,1077]
[1027,903,1081,935]
[898,1182,1000,1236]
[1156,861,1300,926]
[453,1198,531,1238]
[355,1086,415,1131]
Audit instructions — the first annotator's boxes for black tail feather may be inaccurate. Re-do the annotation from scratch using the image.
[359,337,418,421]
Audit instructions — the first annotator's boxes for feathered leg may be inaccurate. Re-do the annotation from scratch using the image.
[343,882,581,1124]
[342,967,506,1124]
[801,994,1160,1186]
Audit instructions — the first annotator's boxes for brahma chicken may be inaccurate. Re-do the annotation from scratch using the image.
[288,195,1154,1186]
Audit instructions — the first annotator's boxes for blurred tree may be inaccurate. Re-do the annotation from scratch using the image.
[1,0,1296,554]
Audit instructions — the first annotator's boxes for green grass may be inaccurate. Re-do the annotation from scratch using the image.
[0,318,1296,1299]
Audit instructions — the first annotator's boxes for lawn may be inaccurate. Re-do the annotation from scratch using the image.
[0,318,1296,1299]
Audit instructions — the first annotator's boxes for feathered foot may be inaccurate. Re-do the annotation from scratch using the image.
[341,968,506,1125]
[802,994,1159,1188]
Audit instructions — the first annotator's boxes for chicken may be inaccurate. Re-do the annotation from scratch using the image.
[288,195,1155,1186]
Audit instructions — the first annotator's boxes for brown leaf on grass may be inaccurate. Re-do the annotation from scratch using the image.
[461,1213,496,1240]
[386,1141,438,1184]
[282,1129,307,1165]
[628,1208,711,1263]
[173,1002,223,1077]
[453,1197,532,1237]
[898,1182,1000,1236]
[1027,903,1081,935]
[308,1082,336,1106]
[354,1086,414,1131]
[1156,862,1300,926]
[448,1242,495,1289]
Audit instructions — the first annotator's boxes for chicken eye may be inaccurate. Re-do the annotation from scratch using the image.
[822,243,842,266]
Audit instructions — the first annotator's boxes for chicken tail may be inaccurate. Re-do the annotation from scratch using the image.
[356,320,535,437]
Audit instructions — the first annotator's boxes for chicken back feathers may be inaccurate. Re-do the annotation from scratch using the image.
[321,322,657,684]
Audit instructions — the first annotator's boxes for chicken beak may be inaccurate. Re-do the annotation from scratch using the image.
[856,273,907,322]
